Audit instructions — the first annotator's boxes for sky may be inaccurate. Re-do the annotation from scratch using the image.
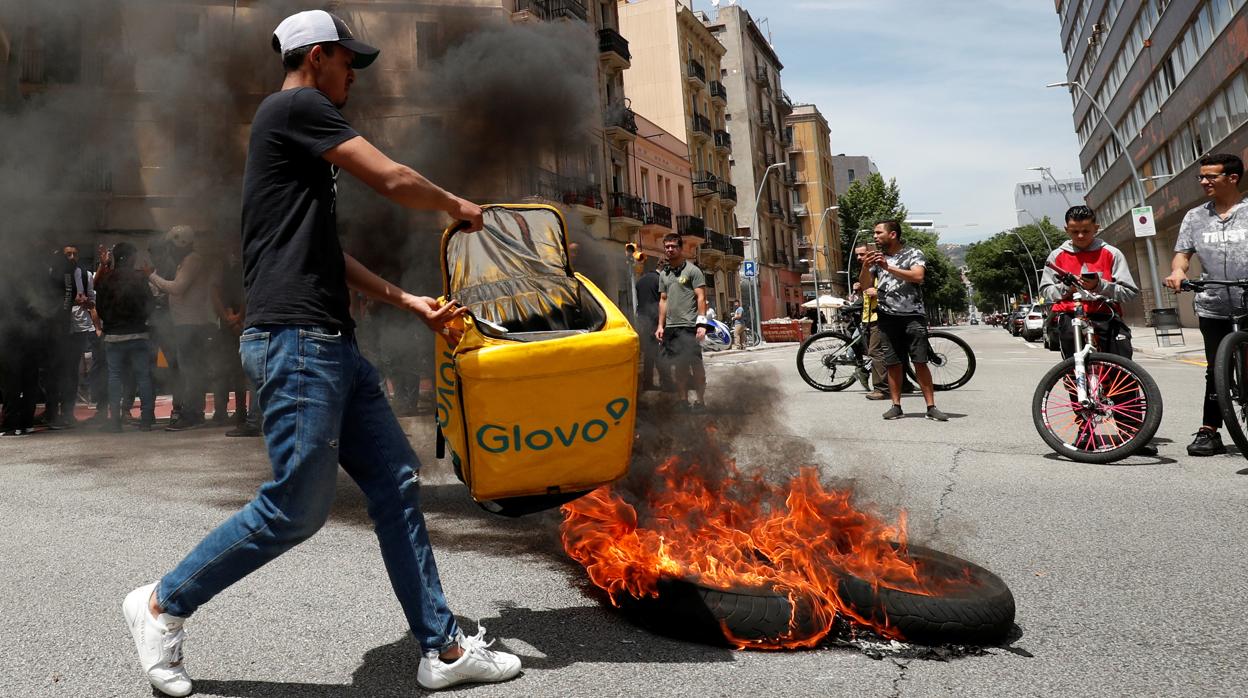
[695,0,1083,244]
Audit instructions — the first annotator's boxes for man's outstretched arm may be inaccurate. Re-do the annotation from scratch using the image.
[344,253,465,334]
[324,136,483,231]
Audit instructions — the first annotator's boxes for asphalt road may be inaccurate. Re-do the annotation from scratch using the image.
[2,325,1246,697]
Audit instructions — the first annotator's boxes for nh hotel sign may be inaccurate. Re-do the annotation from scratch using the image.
[1013,178,1087,225]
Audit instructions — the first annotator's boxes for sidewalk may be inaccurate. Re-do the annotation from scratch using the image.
[1128,324,1207,365]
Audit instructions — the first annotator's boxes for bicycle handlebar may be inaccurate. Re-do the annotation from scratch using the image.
[1043,262,1141,294]
[1180,278,1248,292]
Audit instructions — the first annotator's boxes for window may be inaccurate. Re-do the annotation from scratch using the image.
[847,168,855,181]
[640,168,650,201]
[416,22,438,66]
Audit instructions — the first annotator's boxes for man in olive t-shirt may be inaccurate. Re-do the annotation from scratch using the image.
[657,232,709,411]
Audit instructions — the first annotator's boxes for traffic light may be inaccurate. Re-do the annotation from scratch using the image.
[625,242,645,262]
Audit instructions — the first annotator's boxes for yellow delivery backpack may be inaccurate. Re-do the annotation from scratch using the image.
[434,204,639,516]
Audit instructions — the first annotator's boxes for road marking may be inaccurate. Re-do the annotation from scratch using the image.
[1179,358,1208,367]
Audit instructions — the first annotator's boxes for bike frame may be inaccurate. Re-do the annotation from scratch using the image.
[1069,291,1095,405]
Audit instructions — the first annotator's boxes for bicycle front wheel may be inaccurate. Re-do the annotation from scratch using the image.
[1031,352,1162,463]
[797,331,861,392]
[905,330,976,391]
[1214,330,1248,457]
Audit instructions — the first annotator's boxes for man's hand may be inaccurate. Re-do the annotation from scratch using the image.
[695,326,707,342]
[863,287,878,298]
[1163,270,1187,291]
[865,251,885,268]
[655,325,665,342]
[1079,276,1099,291]
[447,197,484,233]
[409,296,469,343]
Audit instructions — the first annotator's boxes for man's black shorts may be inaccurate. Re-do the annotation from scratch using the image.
[661,326,703,368]
[877,313,929,367]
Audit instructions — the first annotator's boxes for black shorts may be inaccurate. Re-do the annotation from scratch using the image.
[877,314,929,367]
[661,326,703,368]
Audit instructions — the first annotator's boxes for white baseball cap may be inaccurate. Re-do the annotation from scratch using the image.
[272,10,379,69]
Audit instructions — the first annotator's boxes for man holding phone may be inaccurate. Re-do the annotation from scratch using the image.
[1038,205,1139,360]
[858,220,947,421]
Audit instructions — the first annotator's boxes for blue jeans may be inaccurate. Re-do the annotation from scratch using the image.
[105,338,155,424]
[158,326,459,653]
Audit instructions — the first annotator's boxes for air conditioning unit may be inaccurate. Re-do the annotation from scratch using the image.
[1087,35,1100,47]
[1091,22,1105,33]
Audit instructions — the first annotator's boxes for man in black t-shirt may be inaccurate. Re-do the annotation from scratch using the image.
[122,11,519,697]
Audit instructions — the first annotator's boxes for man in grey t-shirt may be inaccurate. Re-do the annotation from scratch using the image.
[657,232,708,412]
[1164,152,1248,457]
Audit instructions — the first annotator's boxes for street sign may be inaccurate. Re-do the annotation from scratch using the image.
[1132,206,1157,238]
[743,261,757,277]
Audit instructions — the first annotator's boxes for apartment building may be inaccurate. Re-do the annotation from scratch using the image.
[703,4,798,319]
[785,104,842,296]
[618,0,741,308]
[1057,0,1248,325]
[1,0,638,306]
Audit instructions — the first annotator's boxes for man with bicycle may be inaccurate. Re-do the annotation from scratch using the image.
[860,221,947,421]
[1164,153,1248,457]
[1040,205,1155,457]
[1039,205,1139,360]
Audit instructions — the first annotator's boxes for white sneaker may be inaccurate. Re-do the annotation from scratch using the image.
[416,626,522,690]
[121,582,192,697]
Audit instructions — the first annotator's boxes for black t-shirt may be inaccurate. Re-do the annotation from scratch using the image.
[241,87,359,330]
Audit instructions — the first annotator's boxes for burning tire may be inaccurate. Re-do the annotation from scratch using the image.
[615,545,1013,648]
[836,545,1015,645]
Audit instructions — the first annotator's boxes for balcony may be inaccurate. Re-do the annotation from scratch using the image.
[773,249,789,266]
[763,153,777,166]
[786,211,800,227]
[677,214,705,238]
[700,229,730,255]
[710,80,728,103]
[686,58,706,85]
[761,107,773,126]
[779,90,794,114]
[556,178,603,211]
[609,191,645,224]
[717,181,737,202]
[714,129,732,151]
[597,27,630,71]
[783,170,797,187]
[767,201,783,216]
[691,113,712,140]
[693,171,718,196]
[754,65,769,85]
[514,0,588,22]
[643,201,673,228]
[604,103,638,143]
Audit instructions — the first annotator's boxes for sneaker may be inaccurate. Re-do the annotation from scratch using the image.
[882,404,904,420]
[925,406,949,422]
[122,583,192,697]
[164,416,204,432]
[1,428,31,436]
[864,390,890,401]
[225,425,261,437]
[416,626,521,691]
[1187,429,1226,456]
[46,417,74,430]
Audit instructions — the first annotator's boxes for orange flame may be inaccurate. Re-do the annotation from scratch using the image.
[560,439,948,649]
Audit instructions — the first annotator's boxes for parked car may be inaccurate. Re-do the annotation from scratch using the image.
[1010,307,1029,336]
[1022,306,1046,341]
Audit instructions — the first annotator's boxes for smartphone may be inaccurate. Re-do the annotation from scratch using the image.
[1081,271,1099,282]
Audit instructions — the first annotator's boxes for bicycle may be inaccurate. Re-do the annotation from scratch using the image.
[1178,278,1248,458]
[796,305,976,392]
[1031,264,1162,463]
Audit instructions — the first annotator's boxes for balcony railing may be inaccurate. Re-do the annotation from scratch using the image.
[755,65,769,84]
[643,201,673,228]
[710,81,727,101]
[774,249,789,265]
[701,229,733,254]
[693,171,718,194]
[786,211,800,226]
[597,27,630,61]
[609,191,645,221]
[551,175,602,209]
[782,170,797,187]
[717,181,737,201]
[605,103,638,135]
[764,153,777,166]
[779,90,794,113]
[692,113,712,136]
[761,107,773,125]
[515,0,588,22]
[677,214,705,238]
[686,58,706,83]
[767,201,783,216]
[714,130,732,150]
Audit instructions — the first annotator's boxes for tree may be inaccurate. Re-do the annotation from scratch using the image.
[902,224,966,319]
[963,222,1065,308]
[837,173,906,266]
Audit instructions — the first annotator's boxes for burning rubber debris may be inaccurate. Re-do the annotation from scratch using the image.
[560,414,1015,651]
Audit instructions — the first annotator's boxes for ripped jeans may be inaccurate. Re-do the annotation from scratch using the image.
[157,325,459,653]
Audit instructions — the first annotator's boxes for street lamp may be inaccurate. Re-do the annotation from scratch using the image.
[798,257,821,332]
[1004,250,1037,301]
[1015,209,1055,254]
[1006,229,1043,288]
[815,204,839,291]
[844,228,873,288]
[742,161,787,340]
[1047,80,1164,312]
[1027,165,1072,208]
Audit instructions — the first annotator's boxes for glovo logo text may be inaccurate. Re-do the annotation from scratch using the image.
[475,398,631,454]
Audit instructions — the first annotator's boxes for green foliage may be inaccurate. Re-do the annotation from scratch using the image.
[964,219,1067,307]
[902,224,966,317]
[837,173,906,263]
